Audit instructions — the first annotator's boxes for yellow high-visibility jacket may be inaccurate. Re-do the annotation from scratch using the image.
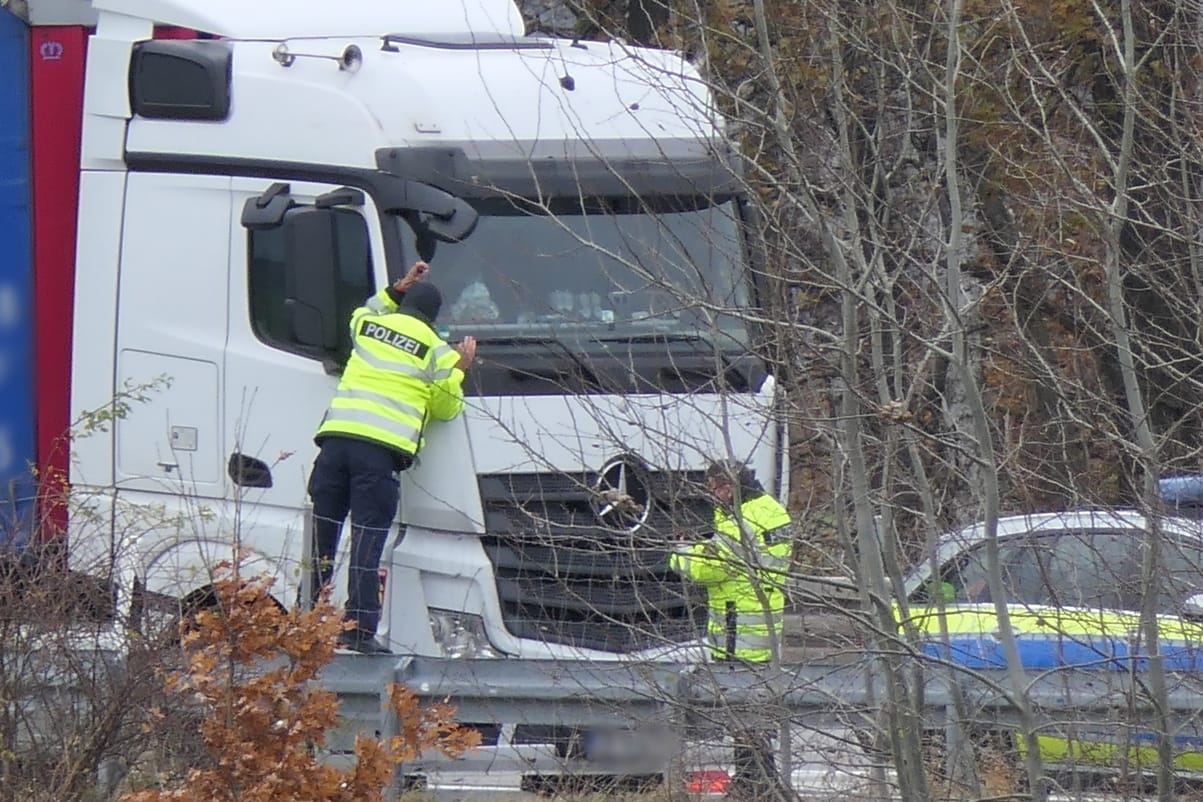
[670,493,792,662]
[316,286,464,457]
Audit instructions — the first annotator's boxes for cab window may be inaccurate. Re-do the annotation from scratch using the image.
[247,209,373,359]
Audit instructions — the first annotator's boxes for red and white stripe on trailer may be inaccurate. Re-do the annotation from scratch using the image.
[29,17,198,541]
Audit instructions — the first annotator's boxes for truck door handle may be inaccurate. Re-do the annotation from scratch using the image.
[228,453,273,488]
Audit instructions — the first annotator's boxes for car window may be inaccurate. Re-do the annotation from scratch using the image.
[1039,532,1140,609]
[935,530,1143,610]
[934,542,1034,604]
[1158,537,1203,613]
[248,209,373,363]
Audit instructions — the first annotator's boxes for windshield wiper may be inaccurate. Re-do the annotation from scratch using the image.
[480,335,583,344]
[479,336,600,385]
[595,332,707,342]
[588,332,770,392]
[590,332,738,355]
[478,335,590,354]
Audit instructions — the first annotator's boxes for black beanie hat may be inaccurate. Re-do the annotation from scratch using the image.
[398,283,443,326]
[705,458,764,497]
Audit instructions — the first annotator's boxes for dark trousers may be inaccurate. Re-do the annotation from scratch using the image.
[732,728,779,800]
[721,656,783,801]
[306,437,402,637]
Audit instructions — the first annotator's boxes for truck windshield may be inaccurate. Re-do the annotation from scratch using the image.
[401,195,752,346]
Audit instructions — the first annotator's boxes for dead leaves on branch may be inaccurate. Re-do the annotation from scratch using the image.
[122,557,479,802]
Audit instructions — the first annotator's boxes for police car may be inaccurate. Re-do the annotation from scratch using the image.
[900,482,1203,777]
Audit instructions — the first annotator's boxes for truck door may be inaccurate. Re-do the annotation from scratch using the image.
[112,173,230,597]
[221,178,387,608]
[114,173,230,494]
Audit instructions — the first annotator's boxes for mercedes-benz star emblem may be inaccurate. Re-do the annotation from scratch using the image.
[591,458,653,532]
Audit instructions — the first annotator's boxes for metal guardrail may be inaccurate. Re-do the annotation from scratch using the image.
[321,654,1203,730]
[12,638,1203,799]
[317,653,1203,797]
[320,655,686,751]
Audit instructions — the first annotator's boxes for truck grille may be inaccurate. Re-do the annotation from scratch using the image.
[478,470,711,653]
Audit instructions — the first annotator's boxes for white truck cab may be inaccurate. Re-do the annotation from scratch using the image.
[57,0,789,663]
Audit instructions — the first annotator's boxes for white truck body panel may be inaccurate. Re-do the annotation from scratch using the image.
[122,37,716,169]
[56,0,787,667]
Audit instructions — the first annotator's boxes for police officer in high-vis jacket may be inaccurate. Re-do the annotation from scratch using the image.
[670,458,792,799]
[307,260,476,654]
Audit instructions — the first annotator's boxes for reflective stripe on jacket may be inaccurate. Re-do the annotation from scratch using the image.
[669,492,793,663]
[316,286,465,456]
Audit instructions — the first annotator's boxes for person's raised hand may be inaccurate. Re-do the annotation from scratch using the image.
[455,336,477,371]
[393,260,430,292]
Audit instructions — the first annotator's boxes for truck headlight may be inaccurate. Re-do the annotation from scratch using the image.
[427,609,502,658]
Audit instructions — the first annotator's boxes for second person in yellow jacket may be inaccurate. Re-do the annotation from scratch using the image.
[669,458,793,800]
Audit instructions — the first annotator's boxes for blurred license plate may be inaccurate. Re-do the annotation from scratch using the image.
[583,727,676,768]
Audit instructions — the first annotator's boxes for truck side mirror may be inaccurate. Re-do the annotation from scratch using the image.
[282,208,342,352]
[412,222,438,263]
[379,180,479,243]
[414,194,478,243]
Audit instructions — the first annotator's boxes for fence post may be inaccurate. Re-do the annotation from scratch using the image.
[382,656,413,802]
[663,665,687,794]
[861,654,893,800]
[772,664,792,799]
[299,502,313,611]
[943,700,962,788]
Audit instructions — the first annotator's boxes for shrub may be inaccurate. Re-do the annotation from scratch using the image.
[122,559,479,802]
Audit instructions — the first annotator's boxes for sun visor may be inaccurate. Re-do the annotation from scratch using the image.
[375,140,745,200]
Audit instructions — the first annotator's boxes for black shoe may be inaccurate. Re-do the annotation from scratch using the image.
[337,630,392,655]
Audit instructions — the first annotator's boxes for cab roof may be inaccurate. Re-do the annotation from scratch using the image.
[90,0,524,39]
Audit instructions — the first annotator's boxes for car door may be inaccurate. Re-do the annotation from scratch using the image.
[1148,534,1203,670]
[910,524,1203,770]
[909,530,1146,668]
